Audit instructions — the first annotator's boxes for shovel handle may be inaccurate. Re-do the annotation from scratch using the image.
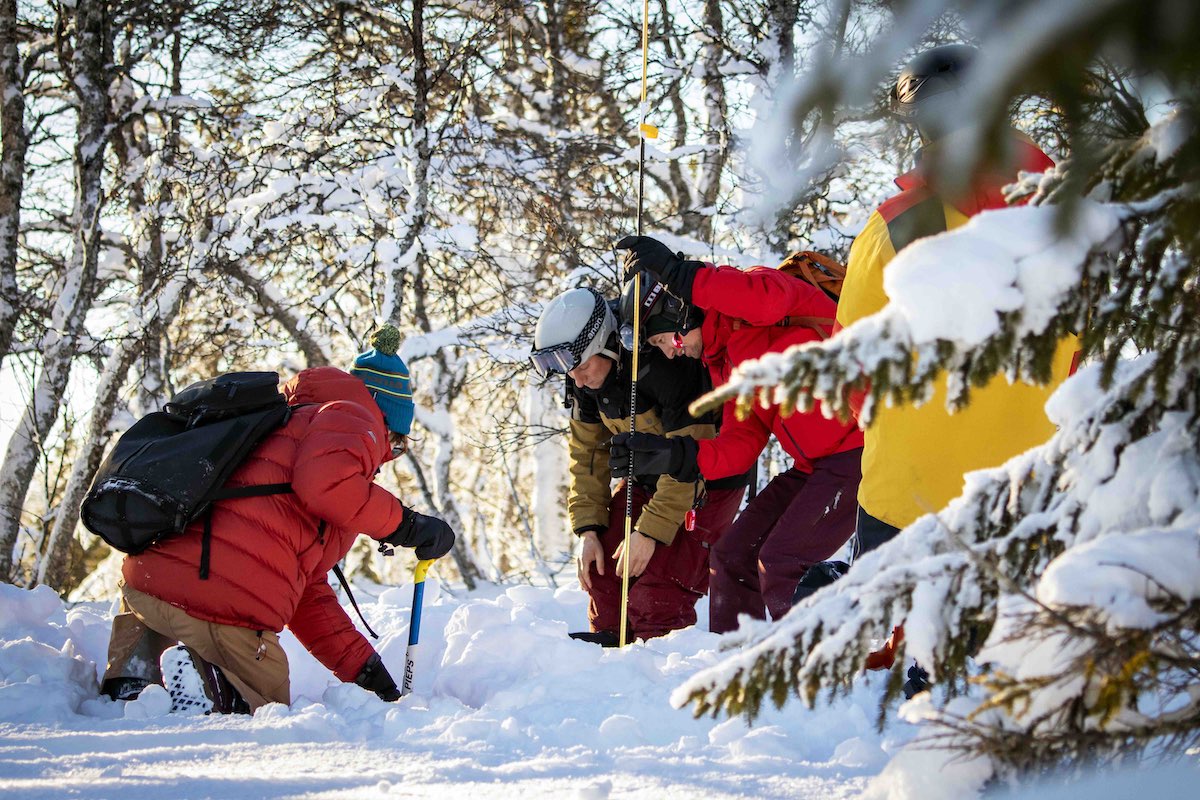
[401,559,436,696]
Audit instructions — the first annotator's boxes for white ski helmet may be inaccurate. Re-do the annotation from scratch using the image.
[530,287,618,376]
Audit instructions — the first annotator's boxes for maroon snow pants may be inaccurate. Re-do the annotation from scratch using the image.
[587,481,745,639]
[709,448,862,633]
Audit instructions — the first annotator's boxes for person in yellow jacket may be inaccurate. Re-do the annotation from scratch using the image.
[819,45,1079,691]
[837,43,1079,552]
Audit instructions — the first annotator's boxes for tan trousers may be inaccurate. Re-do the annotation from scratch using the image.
[104,585,291,711]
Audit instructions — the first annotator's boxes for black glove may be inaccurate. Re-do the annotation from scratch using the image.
[354,652,401,702]
[384,508,456,559]
[615,235,702,303]
[791,560,850,606]
[609,432,700,482]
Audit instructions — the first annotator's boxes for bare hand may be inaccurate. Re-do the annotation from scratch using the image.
[614,531,657,578]
[578,531,605,590]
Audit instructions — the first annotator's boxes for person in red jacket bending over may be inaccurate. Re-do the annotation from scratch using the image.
[100,325,455,713]
[610,244,864,633]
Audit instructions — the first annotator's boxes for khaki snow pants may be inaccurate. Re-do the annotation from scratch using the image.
[103,585,291,711]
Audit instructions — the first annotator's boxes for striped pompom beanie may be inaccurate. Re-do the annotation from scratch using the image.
[350,325,414,435]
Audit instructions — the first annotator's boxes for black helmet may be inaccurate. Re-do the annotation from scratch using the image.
[892,44,977,138]
[618,270,698,351]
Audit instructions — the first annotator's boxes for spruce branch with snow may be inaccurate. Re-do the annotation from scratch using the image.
[678,0,1200,780]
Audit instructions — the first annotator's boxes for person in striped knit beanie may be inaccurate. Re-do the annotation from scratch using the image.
[351,324,415,456]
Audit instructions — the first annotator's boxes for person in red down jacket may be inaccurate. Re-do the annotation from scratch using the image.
[609,242,864,633]
[101,325,455,713]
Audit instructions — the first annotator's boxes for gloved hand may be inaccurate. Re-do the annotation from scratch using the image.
[791,560,850,606]
[353,652,401,702]
[615,235,702,303]
[609,431,700,482]
[384,508,456,559]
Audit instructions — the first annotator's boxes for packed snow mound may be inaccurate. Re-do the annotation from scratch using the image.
[0,577,891,799]
[0,583,108,723]
[1,578,1191,798]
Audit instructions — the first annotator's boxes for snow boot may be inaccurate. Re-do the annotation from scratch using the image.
[791,560,850,605]
[569,630,634,648]
[902,662,930,699]
[160,645,251,715]
[101,676,152,702]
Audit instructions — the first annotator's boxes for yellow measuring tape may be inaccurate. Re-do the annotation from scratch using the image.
[618,0,655,650]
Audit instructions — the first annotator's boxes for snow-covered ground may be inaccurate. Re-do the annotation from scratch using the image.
[2,577,1196,799]
[0,577,902,799]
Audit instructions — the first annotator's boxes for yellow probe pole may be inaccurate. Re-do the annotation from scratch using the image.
[619,0,656,650]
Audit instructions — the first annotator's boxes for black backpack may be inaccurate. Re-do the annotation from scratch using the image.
[81,372,294,575]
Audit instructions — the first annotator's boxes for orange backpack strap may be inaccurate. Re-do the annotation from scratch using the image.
[777,315,836,338]
[777,250,846,300]
[729,251,845,336]
[729,315,835,337]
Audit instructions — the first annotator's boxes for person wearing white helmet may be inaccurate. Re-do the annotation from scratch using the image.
[531,287,747,645]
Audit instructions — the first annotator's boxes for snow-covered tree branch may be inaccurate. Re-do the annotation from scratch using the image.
[675,0,1200,784]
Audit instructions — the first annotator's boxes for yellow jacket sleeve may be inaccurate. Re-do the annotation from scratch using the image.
[836,211,896,329]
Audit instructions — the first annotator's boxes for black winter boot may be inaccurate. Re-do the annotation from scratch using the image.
[791,560,850,606]
[902,662,931,699]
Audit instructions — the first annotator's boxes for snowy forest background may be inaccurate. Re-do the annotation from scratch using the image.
[2,0,1199,795]
[0,0,923,595]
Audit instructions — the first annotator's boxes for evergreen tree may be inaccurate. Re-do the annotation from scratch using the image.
[677,0,1200,780]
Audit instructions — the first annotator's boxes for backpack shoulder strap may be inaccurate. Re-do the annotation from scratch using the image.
[777,250,847,299]
[199,482,295,580]
[729,314,837,338]
[332,562,380,640]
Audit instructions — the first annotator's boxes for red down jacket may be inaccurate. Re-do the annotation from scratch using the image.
[692,264,864,480]
[122,366,405,681]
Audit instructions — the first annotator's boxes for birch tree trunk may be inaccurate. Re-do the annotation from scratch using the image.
[132,20,183,412]
[526,381,566,576]
[768,0,799,81]
[691,0,729,246]
[0,0,28,367]
[0,0,109,582]
[36,335,140,588]
[403,413,481,592]
[657,0,699,232]
[383,0,429,324]
[37,270,191,588]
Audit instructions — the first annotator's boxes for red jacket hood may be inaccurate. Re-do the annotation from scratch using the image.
[283,367,392,461]
[896,130,1054,217]
[283,366,377,408]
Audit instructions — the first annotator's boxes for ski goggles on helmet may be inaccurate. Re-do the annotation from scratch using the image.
[618,322,641,352]
[529,342,580,376]
[619,278,671,351]
[530,289,614,376]
[894,74,932,108]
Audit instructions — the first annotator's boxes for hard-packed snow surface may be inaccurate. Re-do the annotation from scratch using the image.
[0,579,897,799]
